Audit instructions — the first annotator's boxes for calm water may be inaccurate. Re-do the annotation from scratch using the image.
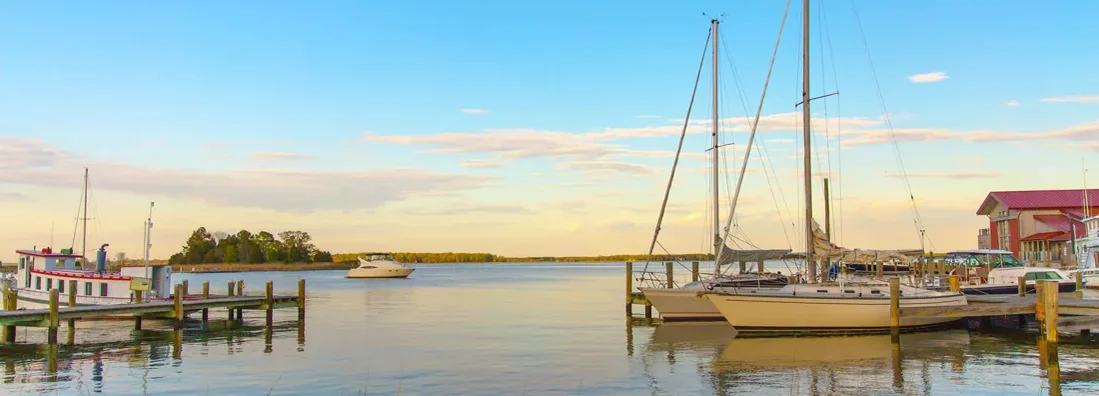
[1,262,1098,395]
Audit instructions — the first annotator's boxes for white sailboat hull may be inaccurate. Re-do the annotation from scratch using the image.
[705,287,967,330]
[640,287,724,321]
[345,267,414,279]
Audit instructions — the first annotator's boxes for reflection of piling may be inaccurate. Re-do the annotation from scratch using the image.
[201,281,210,323]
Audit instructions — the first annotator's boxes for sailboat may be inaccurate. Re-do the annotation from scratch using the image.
[703,0,967,330]
[637,19,793,322]
[3,169,176,309]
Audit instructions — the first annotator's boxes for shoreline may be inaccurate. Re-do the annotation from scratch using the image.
[170,262,355,273]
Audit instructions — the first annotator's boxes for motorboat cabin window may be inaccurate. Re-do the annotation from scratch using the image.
[35,276,41,290]
[363,254,394,262]
[99,283,108,297]
[59,280,65,294]
[84,282,92,296]
[47,278,53,291]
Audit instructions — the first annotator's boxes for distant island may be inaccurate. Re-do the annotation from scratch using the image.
[146,227,714,273]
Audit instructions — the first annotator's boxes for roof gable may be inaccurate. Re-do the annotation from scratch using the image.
[976,189,1099,215]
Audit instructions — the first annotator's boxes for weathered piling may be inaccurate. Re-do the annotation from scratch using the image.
[67,280,77,329]
[173,284,184,329]
[235,280,245,320]
[1018,276,1026,296]
[1,286,13,342]
[227,281,236,321]
[47,289,59,344]
[182,280,189,296]
[134,288,143,331]
[889,277,900,342]
[265,281,274,328]
[1043,280,1059,343]
[297,279,306,322]
[691,262,700,282]
[948,275,960,292]
[1035,281,1047,324]
[1075,275,1084,299]
[201,281,210,322]
[664,262,673,288]
[625,262,633,316]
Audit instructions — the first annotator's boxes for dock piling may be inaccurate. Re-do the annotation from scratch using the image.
[173,284,184,329]
[67,280,77,329]
[297,279,306,322]
[227,281,236,321]
[664,262,673,288]
[235,280,244,320]
[182,280,189,297]
[2,288,14,342]
[889,277,900,341]
[691,262,699,282]
[134,287,144,330]
[624,261,633,316]
[1075,275,1084,299]
[1043,280,1059,343]
[201,281,210,323]
[265,281,274,328]
[948,275,960,292]
[1035,281,1047,324]
[1018,276,1026,296]
[47,289,59,345]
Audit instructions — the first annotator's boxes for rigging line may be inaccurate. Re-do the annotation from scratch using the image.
[816,0,839,242]
[848,0,933,250]
[818,1,845,245]
[70,176,84,250]
[718,21,795,250]
[645,25,713,276]
[715,0,793,267]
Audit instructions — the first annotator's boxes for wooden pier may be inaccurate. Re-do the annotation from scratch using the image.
[1,279,306,345]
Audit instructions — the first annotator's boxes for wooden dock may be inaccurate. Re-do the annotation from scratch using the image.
[1,279,306,345]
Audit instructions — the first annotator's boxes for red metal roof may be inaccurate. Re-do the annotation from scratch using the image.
[1032,214,1080,234]
[976,189,1099,215]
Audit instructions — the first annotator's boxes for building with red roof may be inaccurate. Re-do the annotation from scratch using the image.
[976,189,1099,266]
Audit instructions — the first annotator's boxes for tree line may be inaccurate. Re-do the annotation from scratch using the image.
[331,252,714,264]
[168,227,333,265]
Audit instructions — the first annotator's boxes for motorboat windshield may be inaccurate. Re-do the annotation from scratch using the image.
[942,250,1025,269]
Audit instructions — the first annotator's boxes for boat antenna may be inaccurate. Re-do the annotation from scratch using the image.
[144,202,155,282]
[82,167,89,269]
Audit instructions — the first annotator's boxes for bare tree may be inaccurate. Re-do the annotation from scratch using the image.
[115,251,128,266]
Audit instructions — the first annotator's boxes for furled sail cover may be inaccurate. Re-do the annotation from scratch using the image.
[809,219,919,263]
[716,244,792,266]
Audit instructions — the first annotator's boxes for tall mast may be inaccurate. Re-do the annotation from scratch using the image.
[82,167,89,268]
[144,202,155,286]
[801,0,815,282]
[710,19,722,275]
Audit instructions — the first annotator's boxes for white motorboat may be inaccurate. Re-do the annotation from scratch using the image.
[346,254,415,279]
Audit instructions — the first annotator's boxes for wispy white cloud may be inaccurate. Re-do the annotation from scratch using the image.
[766,138,795,144]
[400,202,533,216]
[907,72,950,83]
[1006,100,1020,107]
[0,137,496,212]
[460,108,490,115]
[250,151,317,162]
[556,161,652,175]
[1041,95,1099,103]
[0,192,30,202]
[884,171,1003,179]
[460,159,505,169]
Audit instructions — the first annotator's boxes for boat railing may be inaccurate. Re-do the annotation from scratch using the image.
[632,270,677,289]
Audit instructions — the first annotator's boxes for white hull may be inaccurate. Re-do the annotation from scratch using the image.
[346,267,414,279]
[706,285,967,330]
[640,287,724,321]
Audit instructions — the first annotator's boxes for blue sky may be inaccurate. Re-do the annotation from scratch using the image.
[1,0,1097,261]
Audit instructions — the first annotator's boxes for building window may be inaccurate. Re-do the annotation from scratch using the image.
[100,283,108,297]
[997,221,1011,250]
[85,282,92,296]
[59,280,65,294]
[35,276,41,290]
[47,278,53,291]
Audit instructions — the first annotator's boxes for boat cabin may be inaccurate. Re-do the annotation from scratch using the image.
[943,249,1066,285]
[360,253,395,262]
[12,247,173,306]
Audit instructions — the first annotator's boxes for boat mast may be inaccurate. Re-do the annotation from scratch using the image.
[710,18,722,276]
[801,0,815,282]
[82,167,89,269]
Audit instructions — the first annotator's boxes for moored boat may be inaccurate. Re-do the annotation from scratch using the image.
[346,254,415,279]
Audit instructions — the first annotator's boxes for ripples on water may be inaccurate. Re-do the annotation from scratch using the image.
[1,263,1097,395]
